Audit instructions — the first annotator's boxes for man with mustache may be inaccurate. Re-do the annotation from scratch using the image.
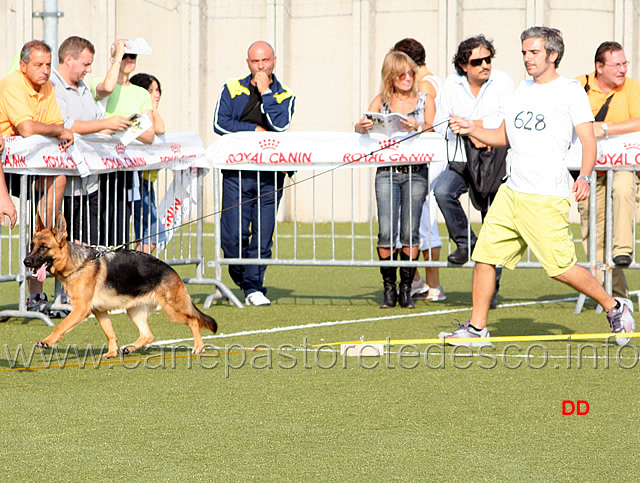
[576,41,640,300]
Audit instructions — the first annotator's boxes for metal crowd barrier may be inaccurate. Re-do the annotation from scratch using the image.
[574,166,640,313]
[1,134,634,318]
[204,163,554,308]
[203,160,639,310]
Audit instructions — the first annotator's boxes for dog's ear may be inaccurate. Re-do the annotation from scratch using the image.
[35,213,45,232]
[53,212,68,244]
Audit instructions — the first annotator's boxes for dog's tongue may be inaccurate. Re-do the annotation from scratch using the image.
[36,264,48,282]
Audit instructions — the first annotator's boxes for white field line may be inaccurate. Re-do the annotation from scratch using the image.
[150,296,578,348]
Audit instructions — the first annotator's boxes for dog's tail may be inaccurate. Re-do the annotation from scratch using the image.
[192,302,218,333]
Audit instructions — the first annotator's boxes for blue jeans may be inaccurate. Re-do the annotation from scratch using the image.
[375,166,428,248]
[220,170,286,296]
[433,165,477,249]
[133,176,167,246]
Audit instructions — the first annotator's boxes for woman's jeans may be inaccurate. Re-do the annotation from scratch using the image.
[375,165,428,248]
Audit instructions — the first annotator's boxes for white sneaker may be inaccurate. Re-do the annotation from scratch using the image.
[426,285,447,302]
[411,276,429,297]
[438,320,492,347]
[606,297,635,346]
[245,291,271,306]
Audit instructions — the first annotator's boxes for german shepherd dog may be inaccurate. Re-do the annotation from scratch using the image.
[24,212,217,358]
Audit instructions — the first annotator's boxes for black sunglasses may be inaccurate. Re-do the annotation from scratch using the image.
[469,55,492,67]
[123,53,138,60]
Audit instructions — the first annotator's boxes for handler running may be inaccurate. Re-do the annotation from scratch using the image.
[439,26,635,346]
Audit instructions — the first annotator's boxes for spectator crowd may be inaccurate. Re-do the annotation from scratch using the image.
[0,27,637,346]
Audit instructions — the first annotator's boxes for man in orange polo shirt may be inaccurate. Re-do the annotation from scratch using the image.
[0,40,74,312]
[577,41,640,300]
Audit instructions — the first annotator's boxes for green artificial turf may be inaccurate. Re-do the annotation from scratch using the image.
[1,222,639,480]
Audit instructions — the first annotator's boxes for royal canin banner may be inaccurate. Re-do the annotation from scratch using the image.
[1,132,208,175]
[206,131,448,170]
[567,133,640,170]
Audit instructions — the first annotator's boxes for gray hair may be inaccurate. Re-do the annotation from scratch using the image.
[520,26,564,68]
[20,40,51,64]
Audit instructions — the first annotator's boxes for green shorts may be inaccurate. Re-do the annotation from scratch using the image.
[472,184,577,277]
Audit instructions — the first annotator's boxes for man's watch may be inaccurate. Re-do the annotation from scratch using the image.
[602,123,609,139]
[577,175,592,184]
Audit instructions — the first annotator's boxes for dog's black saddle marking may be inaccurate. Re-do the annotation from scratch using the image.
[102,250,174,297]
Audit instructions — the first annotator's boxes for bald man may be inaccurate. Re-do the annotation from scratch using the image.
[213,41,296,306]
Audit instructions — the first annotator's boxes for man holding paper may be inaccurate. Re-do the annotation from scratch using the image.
[52,35,132,246]
[91,38,154,246]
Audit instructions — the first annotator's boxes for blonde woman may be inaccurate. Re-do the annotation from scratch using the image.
[355,51,436,308]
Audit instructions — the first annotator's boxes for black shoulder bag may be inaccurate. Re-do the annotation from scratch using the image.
[569,75,614,180]
[461,138,508,213]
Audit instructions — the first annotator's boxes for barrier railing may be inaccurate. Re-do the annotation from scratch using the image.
[204,131,640,310]
[2,130,638,319]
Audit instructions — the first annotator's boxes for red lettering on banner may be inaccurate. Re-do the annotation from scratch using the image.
[610,153,626,165]
[158,154,196,163]
[43,155,75,169]
[101,157,117,169]
[163,198,183,226]
[100,156,148,169]
[226,152,264,164]
[4,154,26,168]
[268,152,312,164]
[344,151,434,164]
[226,151,312,165]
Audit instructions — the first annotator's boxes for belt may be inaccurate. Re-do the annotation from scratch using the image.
[378,165,425,174]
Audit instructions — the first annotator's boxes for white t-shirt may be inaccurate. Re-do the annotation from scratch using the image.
[504,76,594,197]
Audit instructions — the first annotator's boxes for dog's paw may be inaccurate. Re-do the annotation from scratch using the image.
[192,346,206,355]
[102,351,118,359]
[35,340,50,349]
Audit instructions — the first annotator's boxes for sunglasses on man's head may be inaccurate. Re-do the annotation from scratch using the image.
[123,53,138,60]
[469,55,492,67]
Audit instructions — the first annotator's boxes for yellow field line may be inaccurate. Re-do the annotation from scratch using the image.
[314,332,640,346]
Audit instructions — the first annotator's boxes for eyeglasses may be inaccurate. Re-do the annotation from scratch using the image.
[469,56,492,67]
[603,61,629,70]
[123,53,138,60]
[398,70,414,81]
